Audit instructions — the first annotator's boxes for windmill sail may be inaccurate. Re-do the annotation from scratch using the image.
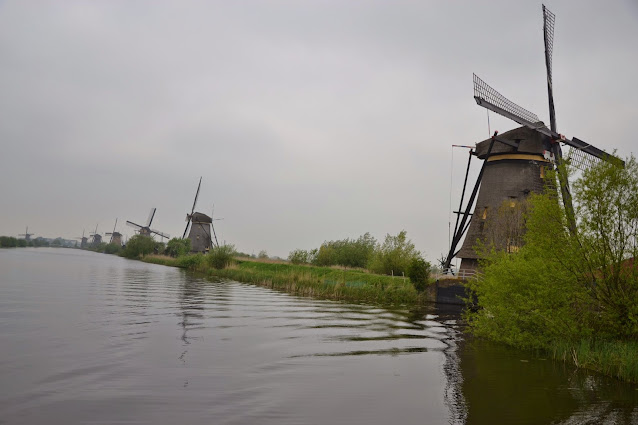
[183,177,202,239]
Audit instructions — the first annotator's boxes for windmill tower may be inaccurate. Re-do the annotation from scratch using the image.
[19,226,34,242]
[75,229,88,248]
[89,224,102,247]
[182,177,220,253]
[105,219,122,246]
[444,5,624,273]
[126,208,170,241]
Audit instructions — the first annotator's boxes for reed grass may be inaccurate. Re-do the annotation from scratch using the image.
[141,254,431,306]
[550,339,638,383]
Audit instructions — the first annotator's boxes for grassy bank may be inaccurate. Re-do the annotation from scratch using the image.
[549,339,638,383]
[142,254,431,306]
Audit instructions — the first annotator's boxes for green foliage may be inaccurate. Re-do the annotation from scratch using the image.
[257,250,269,259]
[467,156,638,349]
[176,253,205,269]
[407,257,431,292]
[165,238,191,258]
[307,233,377,268]
[121,235,156,259]
[104,243,121,254]
[207,244,236,269]
[288,249,309,264]
[0,236,19,247]
[368,230,420,276]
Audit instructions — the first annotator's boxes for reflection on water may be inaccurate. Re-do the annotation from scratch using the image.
[0,248,637,425]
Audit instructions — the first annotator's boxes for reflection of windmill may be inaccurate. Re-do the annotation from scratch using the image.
[89,224,102,247]
[19,226,34,242]
[105,218,122,246]
[444,5,624,272]
[182,177,221,253]
[74,229,88,248]
[126,208,170,241]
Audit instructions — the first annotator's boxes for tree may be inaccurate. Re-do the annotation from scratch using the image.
[258,250,269,259]
[368,230,420,275]
[121,235,156,258]
[407,257,432,292]
[165,238,191,257]
[467,156,638,347]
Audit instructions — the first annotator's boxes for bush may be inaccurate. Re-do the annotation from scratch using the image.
[288,249,309,264]
[121,235,156,258]
[104,243,121,254]
[0,236,18,247]
[467,156,638,347]
[407,257,432,292]
[368,230,421,276]
[177,253,205,269]
[207,244,236,269]
[165,238,191,257]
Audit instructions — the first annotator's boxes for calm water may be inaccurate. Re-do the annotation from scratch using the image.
[1,248,636,424]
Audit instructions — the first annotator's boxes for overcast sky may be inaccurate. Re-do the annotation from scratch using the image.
[1,0,637,260]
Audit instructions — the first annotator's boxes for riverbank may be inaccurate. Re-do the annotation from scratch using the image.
[142,254,431,306]
[139,252,638,383]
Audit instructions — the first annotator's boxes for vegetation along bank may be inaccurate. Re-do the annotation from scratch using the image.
[466,156,638,383]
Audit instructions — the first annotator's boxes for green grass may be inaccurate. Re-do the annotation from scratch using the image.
[142,254,432,306]
[550,339,638,383]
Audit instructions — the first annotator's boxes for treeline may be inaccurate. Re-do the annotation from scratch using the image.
[288,230,430,278]
[0,236,53,247]
[0,236,28,247]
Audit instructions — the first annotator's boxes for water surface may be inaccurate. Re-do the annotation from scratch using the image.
[1,248,636,424]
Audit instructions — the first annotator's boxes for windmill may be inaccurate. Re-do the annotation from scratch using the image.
[74,229,88,248]
[126,208,170,241]
[105,218,122,246]
[182,177,221,253]
[89,224,103,247]
[444,5,624,273]
[18,226,34,241]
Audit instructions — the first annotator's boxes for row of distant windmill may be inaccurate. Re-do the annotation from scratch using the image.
[76,177,221,253]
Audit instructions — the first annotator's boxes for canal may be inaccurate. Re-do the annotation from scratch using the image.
[1,248,636,424]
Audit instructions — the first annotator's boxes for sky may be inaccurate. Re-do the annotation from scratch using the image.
[1,0,637,260]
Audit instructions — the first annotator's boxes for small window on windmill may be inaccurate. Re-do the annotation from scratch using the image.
[482,207,488,220]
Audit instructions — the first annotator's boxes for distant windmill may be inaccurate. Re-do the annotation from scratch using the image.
[18,226,34,242]
[182,177,221,253]
[105,219,122,246]
[89,224,102,247]
[74,229,88,248]
[126,208,170,241]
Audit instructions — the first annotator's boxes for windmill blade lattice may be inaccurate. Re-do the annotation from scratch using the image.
[473,74,547,132]
[146,208,156,227]
[183,177,202,239]
[543,5,555,88]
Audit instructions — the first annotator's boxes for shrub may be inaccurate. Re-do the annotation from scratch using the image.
[104,243,121,254]
[407,257,431,292]
[121,235,156,258]
[288,249,310,264]
[207,244,236,269]
[165,238,191,257]
[368,230,421,275]
[177,253,205,269]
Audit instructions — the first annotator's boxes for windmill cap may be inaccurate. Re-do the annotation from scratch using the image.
[475,125,550,159]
